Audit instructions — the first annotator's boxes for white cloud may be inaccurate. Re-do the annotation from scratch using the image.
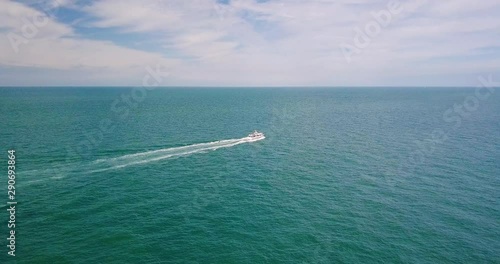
[1,0,499,86]
[0,0,176,84]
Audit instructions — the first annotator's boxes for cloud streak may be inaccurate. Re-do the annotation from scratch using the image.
[1,0,499,86]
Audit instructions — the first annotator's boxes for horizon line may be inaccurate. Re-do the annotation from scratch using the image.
[0,85,497,88]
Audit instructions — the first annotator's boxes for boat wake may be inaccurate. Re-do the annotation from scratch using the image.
[90,135,265,173]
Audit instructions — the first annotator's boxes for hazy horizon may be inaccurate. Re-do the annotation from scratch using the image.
[2,85,499,88]
[1,0,499,87]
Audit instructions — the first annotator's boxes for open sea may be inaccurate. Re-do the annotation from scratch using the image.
[0,87,499,263]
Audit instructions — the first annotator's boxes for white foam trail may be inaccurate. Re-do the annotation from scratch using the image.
[90,136,264,173]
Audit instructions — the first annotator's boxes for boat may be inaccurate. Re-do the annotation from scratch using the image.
[248,130,265,139]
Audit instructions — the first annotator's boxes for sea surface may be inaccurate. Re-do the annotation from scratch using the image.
[0,87,499,263]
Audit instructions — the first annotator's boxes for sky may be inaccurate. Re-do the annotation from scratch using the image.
[0,0,499,86]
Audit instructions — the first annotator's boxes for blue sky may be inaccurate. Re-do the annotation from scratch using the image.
[0,0,499,86]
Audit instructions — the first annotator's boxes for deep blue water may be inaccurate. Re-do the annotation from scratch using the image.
[0,87,499,263]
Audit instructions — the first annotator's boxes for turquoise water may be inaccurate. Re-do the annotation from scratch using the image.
[0,87,499,263]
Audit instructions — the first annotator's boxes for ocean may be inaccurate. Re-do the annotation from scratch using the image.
[0,87,499,263]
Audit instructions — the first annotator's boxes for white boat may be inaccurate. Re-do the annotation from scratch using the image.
[248,130,265,139]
